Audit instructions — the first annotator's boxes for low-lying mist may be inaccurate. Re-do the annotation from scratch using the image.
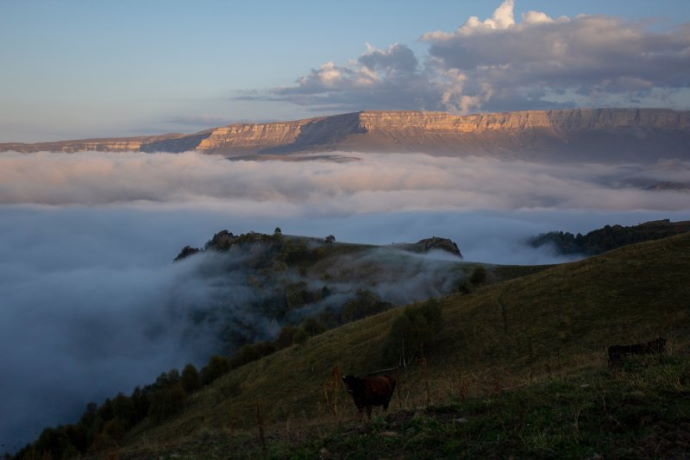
[1,150,689,450]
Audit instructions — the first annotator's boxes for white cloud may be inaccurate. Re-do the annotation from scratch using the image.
[2,151,690,213]
[250,1,690,113]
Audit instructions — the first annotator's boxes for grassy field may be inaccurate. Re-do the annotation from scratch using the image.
[115,232,690,457]
[122,353,690,459]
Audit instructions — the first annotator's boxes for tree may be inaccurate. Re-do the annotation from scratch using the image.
[200,355,230,385]
[181,364,201,394]
[383,299,444,365]
[301,317,326,337]
[341,290,392,323]
[470,266,487,285]
[275,325,298,349]
[148,384,187,423]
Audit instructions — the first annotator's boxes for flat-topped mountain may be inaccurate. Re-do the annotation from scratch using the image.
[3,108,690,162]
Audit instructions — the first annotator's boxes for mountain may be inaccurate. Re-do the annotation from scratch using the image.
[3,108,690,162]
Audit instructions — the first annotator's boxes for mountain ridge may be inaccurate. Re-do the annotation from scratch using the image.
[3,108,690,162]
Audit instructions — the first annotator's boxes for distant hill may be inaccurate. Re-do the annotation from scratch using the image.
[530,218,690,256]
[3,108,690,162]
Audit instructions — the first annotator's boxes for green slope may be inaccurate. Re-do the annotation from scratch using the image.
[118,232,690,457]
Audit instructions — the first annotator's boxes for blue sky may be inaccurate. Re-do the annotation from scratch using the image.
[1,0,689,141]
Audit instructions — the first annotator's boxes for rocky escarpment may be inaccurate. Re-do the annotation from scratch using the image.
[3,108,689,162]
[396,237,463,258]
[1,133,187,153]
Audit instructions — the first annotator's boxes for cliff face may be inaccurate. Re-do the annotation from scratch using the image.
[3,108,689,162]
[2,133,186,154]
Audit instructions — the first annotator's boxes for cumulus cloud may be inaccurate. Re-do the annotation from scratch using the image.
[248,0,690,113]
[242,43,443,111]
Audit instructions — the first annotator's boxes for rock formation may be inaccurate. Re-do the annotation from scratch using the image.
[396,237,463,258]
[3,108,690,162]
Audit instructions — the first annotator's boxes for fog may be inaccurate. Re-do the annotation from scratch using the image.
[1,151,689,451]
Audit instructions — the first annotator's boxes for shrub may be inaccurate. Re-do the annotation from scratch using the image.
[230,341,276,369]
[470,266,487,285]
[294,327,309,345]
[200,355,230,386]
[275,325,299,349]
[383,299,444,365]
[301,317,326,337]
[148,384,187,423]
[341,290,392,323]
[181,364,201,394]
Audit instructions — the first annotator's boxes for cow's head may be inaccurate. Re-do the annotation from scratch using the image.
[342,375,360,394]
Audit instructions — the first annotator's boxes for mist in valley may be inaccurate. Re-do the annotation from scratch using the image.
[1,151,690,450]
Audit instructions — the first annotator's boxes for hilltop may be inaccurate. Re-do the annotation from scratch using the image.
[3,108,690,162]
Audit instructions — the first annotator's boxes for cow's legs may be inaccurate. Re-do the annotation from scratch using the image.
[366,406,372,419]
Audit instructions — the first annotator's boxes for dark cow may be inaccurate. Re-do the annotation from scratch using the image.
[608,337,667,368]
[342,374,396,419]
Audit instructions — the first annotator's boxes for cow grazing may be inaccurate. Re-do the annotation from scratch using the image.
[608,337,667,368]
[342,374,396,419]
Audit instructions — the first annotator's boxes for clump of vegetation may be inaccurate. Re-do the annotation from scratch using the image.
[469,266,487,285]
[530,219,690,255]
[200,355,230,386]
[341,289,393,323]
[383,298,443,365]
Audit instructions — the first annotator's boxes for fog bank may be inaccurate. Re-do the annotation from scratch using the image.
[1,151,690,450]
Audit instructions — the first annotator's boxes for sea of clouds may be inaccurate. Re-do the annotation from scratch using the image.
[1,150,690,450]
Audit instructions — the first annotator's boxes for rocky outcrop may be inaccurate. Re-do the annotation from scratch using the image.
[3,109,690,162]
[397,237,463,258]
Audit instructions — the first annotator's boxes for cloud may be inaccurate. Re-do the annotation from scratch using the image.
[250,43,443,112]
[248,0,690,113]
[2,151,690,213]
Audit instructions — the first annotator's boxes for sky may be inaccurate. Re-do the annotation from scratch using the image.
[1,0,690,141]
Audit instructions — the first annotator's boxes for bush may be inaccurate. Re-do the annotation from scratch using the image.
[294,327,309,345]
[200,355,230,385]
[230,341,276,369]
[181,364,201,394]
[470,266,487,285]
[148,384,187,423]
[341,290,392,323]
[383,299,444,365]
[301,317,326,337]
[275,325,299,349]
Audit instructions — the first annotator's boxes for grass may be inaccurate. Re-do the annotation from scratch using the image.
[116,232,690,457]
[121,354,690,459]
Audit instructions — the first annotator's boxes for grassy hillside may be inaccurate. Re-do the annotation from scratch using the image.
[123,353,690,459]
[116,232,690,458]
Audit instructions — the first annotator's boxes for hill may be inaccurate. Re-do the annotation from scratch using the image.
[3,108,690,162]
[12,232,690,458]
[105,232,690,458]
[531,218,690,256]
